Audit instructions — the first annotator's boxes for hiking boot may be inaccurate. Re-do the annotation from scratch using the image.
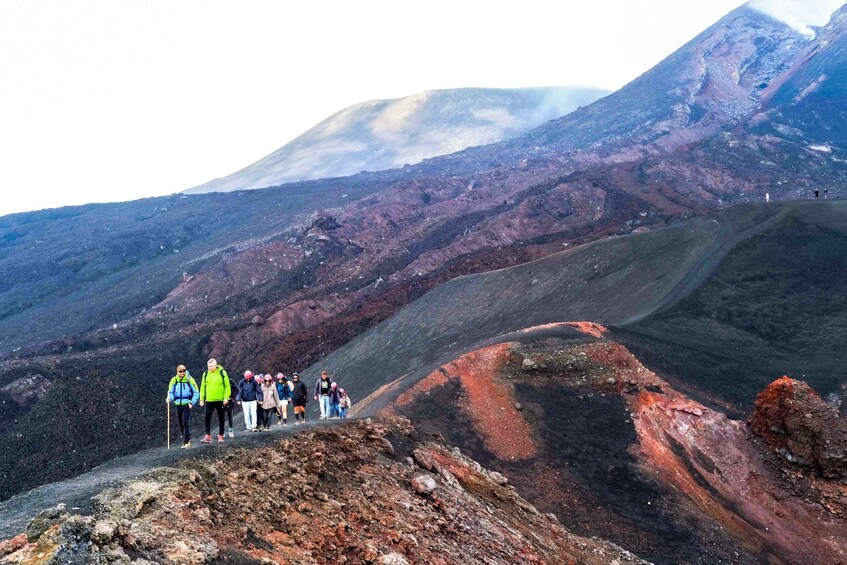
[217,435,225,443]
[182,441,191,449]
[228,429,235,438]
[201,435,212,443]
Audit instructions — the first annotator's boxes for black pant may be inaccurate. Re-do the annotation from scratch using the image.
[204,401,226,436]
[225,402,234,429]
[176,404,192,442]
[258,407,275,428]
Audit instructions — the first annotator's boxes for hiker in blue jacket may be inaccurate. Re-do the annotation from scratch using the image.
[275,373,293,425]
[166,364,200,448]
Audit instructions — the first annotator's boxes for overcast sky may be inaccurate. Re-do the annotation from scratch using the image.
[0,0,843,217]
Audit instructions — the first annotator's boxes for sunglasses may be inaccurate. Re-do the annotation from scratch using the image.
[178,370,186,373]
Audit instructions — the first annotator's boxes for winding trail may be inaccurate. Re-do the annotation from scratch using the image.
[623,204,792,324]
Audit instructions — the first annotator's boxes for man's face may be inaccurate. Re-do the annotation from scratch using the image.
[208,361,217,372]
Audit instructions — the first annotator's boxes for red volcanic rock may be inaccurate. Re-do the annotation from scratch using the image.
[749,376,847,479]
[396,343,537,461]
[0,419,644,565]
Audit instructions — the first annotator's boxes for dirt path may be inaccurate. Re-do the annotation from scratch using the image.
[0,420,337,540]
[623,203,794,324]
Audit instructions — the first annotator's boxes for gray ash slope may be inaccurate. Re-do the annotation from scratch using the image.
[309,201,847,416]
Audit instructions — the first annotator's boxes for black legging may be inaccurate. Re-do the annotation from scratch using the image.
[204,401,226,436]
[257,407,275,428]
[225,402,234,429]
[176,404,192,442]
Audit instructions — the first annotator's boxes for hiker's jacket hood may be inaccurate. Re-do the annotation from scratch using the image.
[200,366,231,403]
[168,374,199,406]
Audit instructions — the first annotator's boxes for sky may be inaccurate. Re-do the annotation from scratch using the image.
[0,0,843,217]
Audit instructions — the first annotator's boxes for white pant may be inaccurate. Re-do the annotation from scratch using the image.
[319,395,331,417]
[242,400,258,430]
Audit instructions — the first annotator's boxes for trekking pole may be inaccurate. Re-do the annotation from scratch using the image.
[167,402,171,450]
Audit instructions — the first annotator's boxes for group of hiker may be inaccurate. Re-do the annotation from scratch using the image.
[166,358,352,448]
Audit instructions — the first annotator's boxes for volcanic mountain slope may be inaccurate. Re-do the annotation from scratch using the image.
[4,3,847,504]
[185,86,608,194]
[515,4,807,157]
[0,419,645,565]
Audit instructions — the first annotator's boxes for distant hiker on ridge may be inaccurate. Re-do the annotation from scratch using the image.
[291,373,308,424]
[314,371,333,419]
[166,364,199,448]
[199,358,231,443]
[236,370,263,432]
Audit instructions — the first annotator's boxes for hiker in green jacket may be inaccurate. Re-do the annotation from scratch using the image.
[199,358,231,443]
[166,364,199,448]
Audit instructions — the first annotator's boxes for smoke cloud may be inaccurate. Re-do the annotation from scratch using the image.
[749,0,845,36]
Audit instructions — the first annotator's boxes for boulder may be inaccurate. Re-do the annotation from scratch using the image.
[25,504,69,541]
[377,553,410,565]
[749,376,847,479]
[411,475,437,496]
[411,448,439,472]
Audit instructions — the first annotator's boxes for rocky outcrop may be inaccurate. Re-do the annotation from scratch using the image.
[0,419,644,565]
[749,376,847,479]
[0,374,51,407]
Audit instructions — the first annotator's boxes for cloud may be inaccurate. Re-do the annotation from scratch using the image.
[749,0,845,36]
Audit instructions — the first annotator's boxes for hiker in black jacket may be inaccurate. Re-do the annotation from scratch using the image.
[235,371,263,432]
[291,373,309,425]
